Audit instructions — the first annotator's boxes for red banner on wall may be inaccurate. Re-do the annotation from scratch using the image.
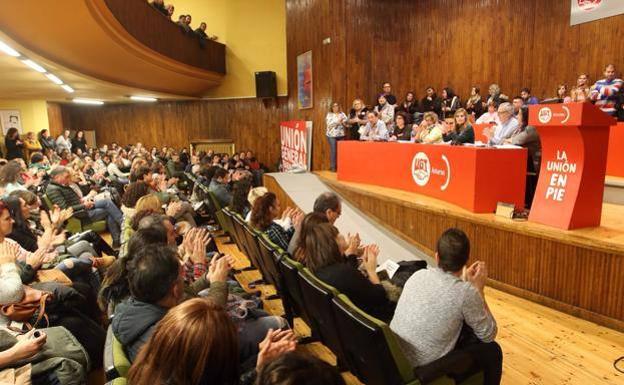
[279,120,313,172]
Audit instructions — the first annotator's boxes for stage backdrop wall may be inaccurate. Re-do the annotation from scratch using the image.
[58,0,624,171]
[285,0,624,171]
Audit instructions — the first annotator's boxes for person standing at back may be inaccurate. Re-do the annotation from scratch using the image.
[590,64,624,116]
[325,102,348,172]
[390,228,502,385]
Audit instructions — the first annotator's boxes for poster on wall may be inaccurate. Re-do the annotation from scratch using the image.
[570,0,624,25]
[0,110,22,135]
[297,50,313,109]
[279,120,313,172]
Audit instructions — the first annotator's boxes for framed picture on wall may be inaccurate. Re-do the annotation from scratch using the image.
[297,50,313,109]
[0,110,22,135]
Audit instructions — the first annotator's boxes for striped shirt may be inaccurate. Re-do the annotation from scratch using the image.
[591,78,624,115]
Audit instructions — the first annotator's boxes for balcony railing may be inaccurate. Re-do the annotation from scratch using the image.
[104,0,226,74]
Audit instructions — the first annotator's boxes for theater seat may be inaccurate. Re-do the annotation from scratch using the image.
[331,294,483,385]
[231,212,254,262]
[104,326,131,381]
[207,191,231,236]
[42,194,107,234]
[278,255,314,330]
[222,207,244,251]
[298,268,350,371]
[257,234,286,292]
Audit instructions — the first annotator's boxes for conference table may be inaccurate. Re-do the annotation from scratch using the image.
[336,141,527,213]
[607,122,624,178]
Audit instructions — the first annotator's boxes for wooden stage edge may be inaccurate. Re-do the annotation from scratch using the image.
[264,172,624,332]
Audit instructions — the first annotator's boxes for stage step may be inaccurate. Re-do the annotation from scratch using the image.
[604,176,624,205]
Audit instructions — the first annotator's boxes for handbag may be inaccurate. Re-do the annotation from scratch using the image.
[0,285,52,330]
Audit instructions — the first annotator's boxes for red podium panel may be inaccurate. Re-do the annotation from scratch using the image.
[337,142,526,213]
[528,103,615,229]
[607,123,624,177]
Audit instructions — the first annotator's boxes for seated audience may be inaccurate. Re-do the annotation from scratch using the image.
[347,98,369,140]
[443,108,475,145]
[476,101,501,125]
[440,87,461,119]
[209,167,232,207]
[165,4,174,19]
[485,83,508,107]
[390,228,501,385]
[389,112,413,141]
[298,222,394,322]
[250,192,301,251]
[485,103,518,146]
[0,160,39,196]
[420,87,442,118]
[465,86,484,120]
[590,64,624,116]
[511,96,525,120]
[414,112,443,144]
[4,128,23,161]
[46,166,123,248]
[229,178,253,218]
[520,87,539,105]
[127,298,297,385]
[396,91,419,123]
[256,352,346,385]
[325,102,348,172]
[360,111,389,141]
[177,14,191,33]
[112,244,230,361]
[570,73,590,102]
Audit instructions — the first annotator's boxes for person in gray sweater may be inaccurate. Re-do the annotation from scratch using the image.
[390,228,502,385]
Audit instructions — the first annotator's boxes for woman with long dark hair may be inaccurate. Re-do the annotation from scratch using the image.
[441,87,461,119]
[298,222,394,321]
[250,193,300,251]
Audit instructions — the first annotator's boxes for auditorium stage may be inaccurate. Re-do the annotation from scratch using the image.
[265,171,624,332]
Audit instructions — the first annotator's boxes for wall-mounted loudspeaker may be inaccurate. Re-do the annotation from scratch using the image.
[255,71,277,98]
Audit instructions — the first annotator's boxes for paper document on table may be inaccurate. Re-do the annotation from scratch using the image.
[493,144,523,149]
[376,259,400,279]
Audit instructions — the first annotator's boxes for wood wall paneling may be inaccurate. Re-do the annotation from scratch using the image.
[60,97,288,168]
[46,102,65,137]
[60,0,624,171]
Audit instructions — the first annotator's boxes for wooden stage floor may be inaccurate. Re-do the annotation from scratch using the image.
[218,235,624,385]
[302,171,624,332]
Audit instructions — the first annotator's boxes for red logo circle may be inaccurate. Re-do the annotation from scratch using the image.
[578,0,602,11]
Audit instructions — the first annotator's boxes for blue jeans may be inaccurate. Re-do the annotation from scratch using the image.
[327,136,344,172]
[87,199,122,244]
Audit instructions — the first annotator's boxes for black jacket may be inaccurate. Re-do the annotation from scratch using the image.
[315,256,395,322]
[443,125,475,145]
[5,138,23,160]
[39,136,56,152]
[71,138,87,154]
[421,96,442,117]
[46,182,89,219]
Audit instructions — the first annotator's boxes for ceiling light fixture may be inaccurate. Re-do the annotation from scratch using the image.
[21,59,46,73]
[0,40,20,57]
[45,73,63,85]
[73,98,104,105]
[130,96,158,102]
[61,85,75,93]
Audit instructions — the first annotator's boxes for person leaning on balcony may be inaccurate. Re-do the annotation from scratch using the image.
[195,22,218,42]
[150,0,168,17]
